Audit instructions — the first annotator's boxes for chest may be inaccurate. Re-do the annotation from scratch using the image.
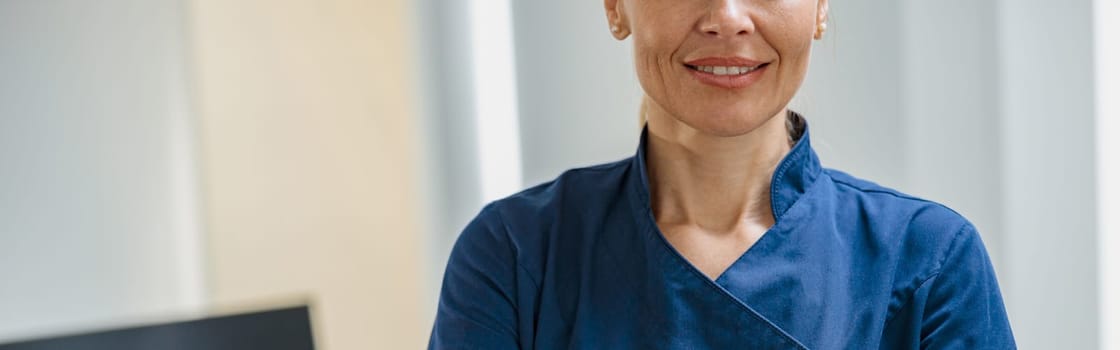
[658,222,770,280]
[528,225,890,350]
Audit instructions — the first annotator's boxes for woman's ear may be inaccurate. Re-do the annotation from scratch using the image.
[814,0,829,40]
[604,0,630,40]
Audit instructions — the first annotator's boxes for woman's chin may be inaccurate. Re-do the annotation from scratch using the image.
[677,114,774,138]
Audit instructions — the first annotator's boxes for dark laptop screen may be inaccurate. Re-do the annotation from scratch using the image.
[0,306,315,350]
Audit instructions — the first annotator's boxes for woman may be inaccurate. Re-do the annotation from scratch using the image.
[430,0,1016,348]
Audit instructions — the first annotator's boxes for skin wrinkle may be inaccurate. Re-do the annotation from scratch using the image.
[604,0,828,279]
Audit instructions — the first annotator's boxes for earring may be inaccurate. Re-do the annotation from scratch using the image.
[611,24,629,39]
[815,22,827,39]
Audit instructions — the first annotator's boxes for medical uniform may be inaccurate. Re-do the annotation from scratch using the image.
[429,113,1015,349]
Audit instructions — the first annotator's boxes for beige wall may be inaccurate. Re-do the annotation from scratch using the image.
[188,0,426,348]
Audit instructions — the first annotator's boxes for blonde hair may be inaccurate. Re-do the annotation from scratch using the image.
[638,95,649,127]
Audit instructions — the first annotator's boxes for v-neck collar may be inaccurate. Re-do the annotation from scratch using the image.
[619,111,822,349]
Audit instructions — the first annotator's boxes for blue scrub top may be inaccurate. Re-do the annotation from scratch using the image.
[430,114,1015,349]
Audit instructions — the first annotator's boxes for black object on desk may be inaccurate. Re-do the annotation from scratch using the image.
[0,305,315,350]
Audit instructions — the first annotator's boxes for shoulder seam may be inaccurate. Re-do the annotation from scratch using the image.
[826,172,957,210]
[828,174,922,202]
[566,159,630,173]
[512,159,631,200]
[488,204,544,292]
[827,172,971,226]
[882,270,941,328]
[881,222,972,326]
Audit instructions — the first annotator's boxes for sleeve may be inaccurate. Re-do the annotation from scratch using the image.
[883,224,1017,349]
[428,205,522,349]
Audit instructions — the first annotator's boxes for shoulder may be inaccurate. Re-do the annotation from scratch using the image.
[824,168,972,233]
[435,158,639,347]
[821,168,980,274]
[485,157,632,226]
[820,169,1004,325]
[827,170,1016,346]
[455,157,633,260]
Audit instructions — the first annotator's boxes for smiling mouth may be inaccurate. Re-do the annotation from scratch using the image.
[684,63,770,76]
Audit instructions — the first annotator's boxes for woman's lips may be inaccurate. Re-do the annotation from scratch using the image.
[685,62,769,89]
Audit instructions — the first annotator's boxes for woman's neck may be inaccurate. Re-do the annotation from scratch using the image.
[645,104,792,233]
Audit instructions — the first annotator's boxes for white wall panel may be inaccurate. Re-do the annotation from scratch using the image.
[0,0,204,342]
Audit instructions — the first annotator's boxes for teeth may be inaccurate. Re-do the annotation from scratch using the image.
[694,65,757,76]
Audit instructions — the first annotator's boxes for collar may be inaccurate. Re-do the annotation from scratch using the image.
[629,111,823,221]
